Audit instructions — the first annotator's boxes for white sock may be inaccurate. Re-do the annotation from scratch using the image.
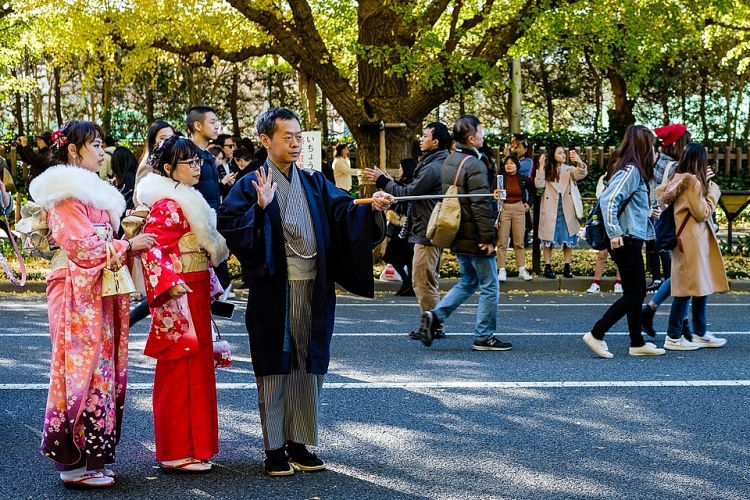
[59,466,89,480]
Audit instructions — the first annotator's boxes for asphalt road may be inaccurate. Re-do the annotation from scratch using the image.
[1,289,749,500]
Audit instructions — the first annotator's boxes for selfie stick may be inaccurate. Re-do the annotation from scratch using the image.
[354,190,506,205]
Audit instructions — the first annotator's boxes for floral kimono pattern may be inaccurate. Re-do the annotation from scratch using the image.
[41,198,130,470]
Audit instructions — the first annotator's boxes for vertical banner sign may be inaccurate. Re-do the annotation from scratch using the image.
[298,131,322,172]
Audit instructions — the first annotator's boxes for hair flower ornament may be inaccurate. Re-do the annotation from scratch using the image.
[50,127,68,148]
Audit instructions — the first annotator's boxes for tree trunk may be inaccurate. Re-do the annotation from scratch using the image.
[606,70,635,137]
[145,85,155,125]
[101,70,112,135]
[510,58,522,133]
[321,95,329,142]
[230,68,240,135]
[54,66,63,126]
[11,68,24,135]
[699,74,709,141]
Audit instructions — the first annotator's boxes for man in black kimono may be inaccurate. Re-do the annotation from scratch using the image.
[217,108,391,476]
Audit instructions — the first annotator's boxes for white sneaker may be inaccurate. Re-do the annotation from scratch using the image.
[693,333,727,348]
[629,342,666,356]
[613,283,623,294]
[583,331,613,358]
[586,283,601,293]
[663,336,701,351]
[497,268,507,282]
[518,267,533,281]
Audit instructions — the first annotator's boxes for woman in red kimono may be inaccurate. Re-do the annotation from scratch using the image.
[137,136,228,473]
[31,120,156,488]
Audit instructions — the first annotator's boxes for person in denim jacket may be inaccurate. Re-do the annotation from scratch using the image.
[583,125,665,359]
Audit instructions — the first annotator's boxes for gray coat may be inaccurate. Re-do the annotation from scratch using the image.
[376,148,449,245]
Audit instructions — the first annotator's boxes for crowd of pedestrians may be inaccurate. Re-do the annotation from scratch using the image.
[8,105,731,488]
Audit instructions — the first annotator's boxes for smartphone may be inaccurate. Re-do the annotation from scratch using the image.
[211,300,235,318]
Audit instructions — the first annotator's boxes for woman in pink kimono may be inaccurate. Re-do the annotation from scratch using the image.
[30,120,156,488]
[137,136,228,473]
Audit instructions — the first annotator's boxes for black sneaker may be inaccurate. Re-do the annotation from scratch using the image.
[472,336,513,351]
[286,442,325,472]
[419,311,434,347]
[408,329,421,340]
[264,448,293,476]
[645,280,662,293]
[543,265,556,279]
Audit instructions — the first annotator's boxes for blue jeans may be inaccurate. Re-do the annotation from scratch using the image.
[432,254,498,341]
[652,277,671,307]
[667,295,707,339]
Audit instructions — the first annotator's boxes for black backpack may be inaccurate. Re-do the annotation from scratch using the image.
[585,187,638,250]
[654,205,691,251]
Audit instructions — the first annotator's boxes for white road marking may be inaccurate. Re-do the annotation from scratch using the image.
[3,380,750,390]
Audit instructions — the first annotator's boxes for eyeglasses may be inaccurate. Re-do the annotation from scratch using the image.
[223,143,234,149]
[177,158,204,169]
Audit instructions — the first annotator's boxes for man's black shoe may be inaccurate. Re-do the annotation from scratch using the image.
[286,442,325,472]
[264,448,293,476]
[472,336,513,351]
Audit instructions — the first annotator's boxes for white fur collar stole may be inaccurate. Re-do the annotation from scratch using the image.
[29,164,126,230]
[136,173,229,266]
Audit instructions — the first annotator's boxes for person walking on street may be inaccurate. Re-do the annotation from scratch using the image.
[364,122,450,339]
[418,115,511,351]
[583,125,665,358]
[655,143,728,350]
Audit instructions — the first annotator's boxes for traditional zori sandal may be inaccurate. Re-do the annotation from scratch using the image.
[61,471,115,489]
[161,458,213,474]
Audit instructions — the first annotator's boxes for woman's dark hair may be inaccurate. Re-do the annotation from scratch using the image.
[139,120,174,164]
[502,155,521,173]
[45,120,104,167]
[207,144,224,160]
[662,130,692,161]
[676,143,708,197]
[148,136,201,180]
[241,137,256,154]
[111,146,138,186]
[453,115,481,144]
[543,144,564,183]
[233,147,253,162]
[334,143,349,158]
[516,139,532,159]
[612,124,655,182]
[398,158,417,183]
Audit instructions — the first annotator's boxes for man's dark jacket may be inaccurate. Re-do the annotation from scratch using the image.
[375,148,448,246]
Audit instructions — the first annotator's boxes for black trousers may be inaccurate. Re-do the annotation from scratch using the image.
[591,237,647,347]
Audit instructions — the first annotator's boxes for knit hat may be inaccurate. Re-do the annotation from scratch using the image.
[654,124,687,147]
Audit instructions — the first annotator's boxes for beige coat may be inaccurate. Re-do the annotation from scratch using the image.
[535,163,587,241]
[656,173,728,297]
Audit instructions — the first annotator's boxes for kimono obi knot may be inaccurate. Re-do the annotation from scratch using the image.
[178,233,209,273]
[287,257,316,281]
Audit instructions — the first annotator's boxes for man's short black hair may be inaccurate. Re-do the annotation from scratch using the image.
[186,105,217,133]
[215,134,233,148]
[424,122,451,150]
[104,136,116,147]
[257,108,300,138]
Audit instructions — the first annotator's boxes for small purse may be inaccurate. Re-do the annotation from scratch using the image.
[212,319,232,369]
[101,243,136,297]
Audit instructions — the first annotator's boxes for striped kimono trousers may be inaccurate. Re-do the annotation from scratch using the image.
[256,163,324,451]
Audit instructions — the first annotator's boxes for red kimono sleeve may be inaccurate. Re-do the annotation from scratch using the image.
[141,199,189,308]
